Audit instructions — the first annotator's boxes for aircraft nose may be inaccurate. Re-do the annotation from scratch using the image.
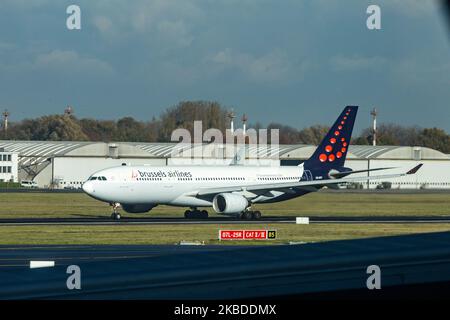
[82,181,94,194]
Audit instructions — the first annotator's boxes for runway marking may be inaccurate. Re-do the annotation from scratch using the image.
[30,261,55,269]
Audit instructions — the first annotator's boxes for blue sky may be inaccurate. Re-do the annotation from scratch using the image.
[0,0,449,133]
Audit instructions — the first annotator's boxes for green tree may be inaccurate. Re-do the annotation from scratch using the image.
[418,128,450,153]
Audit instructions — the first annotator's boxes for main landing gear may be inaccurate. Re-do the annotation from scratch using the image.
[110,202,121,220]
[239,210,262,220]
[184,208,209,219]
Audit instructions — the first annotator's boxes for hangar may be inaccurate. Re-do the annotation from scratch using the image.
[0,140,449,189]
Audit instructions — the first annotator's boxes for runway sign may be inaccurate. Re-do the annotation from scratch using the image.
[296,217,310,224]
[219,229,277,240]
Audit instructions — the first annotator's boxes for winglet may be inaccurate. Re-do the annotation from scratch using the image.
[406,163,423,175]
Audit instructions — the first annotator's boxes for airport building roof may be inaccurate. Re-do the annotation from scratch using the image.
[0,140,448,168]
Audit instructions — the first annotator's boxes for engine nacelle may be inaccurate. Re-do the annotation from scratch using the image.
[121,203,157,213]
[212,193,248,215]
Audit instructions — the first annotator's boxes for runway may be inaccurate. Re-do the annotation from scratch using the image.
[2,215,450,225]
[3,232,450,299]
[0,244,244,268]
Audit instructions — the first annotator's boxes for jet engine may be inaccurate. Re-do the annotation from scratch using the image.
[212,193,248,215]
[121,203,157,213]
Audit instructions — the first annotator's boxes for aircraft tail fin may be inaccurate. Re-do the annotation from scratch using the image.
[303,106,358,170]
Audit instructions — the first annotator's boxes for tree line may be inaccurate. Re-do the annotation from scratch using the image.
[2,101,450,153]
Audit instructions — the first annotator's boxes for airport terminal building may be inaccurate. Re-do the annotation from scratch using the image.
[0,140,449,189]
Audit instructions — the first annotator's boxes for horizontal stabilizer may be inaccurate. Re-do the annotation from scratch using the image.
[330,167,396,179]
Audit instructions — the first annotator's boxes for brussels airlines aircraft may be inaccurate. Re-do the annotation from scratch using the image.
[82,106,422,220]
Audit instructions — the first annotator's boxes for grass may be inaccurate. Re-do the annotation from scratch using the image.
[254,192,450,217]
[1,223,450,245]
[1,191,450,245]
[1,191,450,219]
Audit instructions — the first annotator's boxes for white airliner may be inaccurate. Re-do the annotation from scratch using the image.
[82,106,422,220]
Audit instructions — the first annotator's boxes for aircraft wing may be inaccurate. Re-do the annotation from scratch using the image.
[193,164,423,198]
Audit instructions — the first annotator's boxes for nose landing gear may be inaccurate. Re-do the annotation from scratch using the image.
[110,203,121,220]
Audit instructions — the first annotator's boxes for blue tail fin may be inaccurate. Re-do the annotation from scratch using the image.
[304,106,358,170]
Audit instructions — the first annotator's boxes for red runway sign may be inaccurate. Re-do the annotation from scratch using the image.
[219,230,277,240]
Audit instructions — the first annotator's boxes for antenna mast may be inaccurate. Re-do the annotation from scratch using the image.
[2,109,9,138]
[370,108,377,146]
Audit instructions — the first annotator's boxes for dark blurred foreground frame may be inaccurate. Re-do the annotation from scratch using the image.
[441,0,450,34]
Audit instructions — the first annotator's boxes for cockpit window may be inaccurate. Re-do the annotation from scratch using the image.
[89,176,107,181]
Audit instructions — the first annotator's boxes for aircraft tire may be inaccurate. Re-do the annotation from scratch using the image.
[242,211,252,220]
[252,211,261,220]
[111,212,121,220]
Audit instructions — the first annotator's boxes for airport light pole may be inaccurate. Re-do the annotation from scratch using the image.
[371,108,377,146]
[228,109,235,134]
[242,114,247,136]
[2,109,9,139]
[64,105,74,116]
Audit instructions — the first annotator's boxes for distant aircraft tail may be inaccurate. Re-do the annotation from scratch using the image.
[303,106,358,171]
[230,147,245,166]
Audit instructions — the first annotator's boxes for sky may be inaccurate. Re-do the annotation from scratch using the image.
[0,0,449,133]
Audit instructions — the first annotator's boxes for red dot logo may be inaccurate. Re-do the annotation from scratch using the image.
[338,125,343,130]
[341,121,345,125]
[343,116,347,120]
[341,147,347,153]
[334,131,340,136]
[343,142,348,147]
[341,138,345,142]
[336,151,342,158]
[325,145,333,152]
[328,154,335,162]
[319,154,327,162]
[330,138,336,144]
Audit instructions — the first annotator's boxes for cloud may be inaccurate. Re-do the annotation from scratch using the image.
[93,16,113,34]
[0,0,51,9]
[0,41,15,52]
[33,50,114,76]
[157,20,194,48]
[90,0,202,49]
[382,0,437,17]
[390,56,450,86]
[210,48,294,83]
[330,55,387,71]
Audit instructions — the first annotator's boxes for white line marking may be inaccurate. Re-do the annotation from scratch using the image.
[30,261,55,269]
